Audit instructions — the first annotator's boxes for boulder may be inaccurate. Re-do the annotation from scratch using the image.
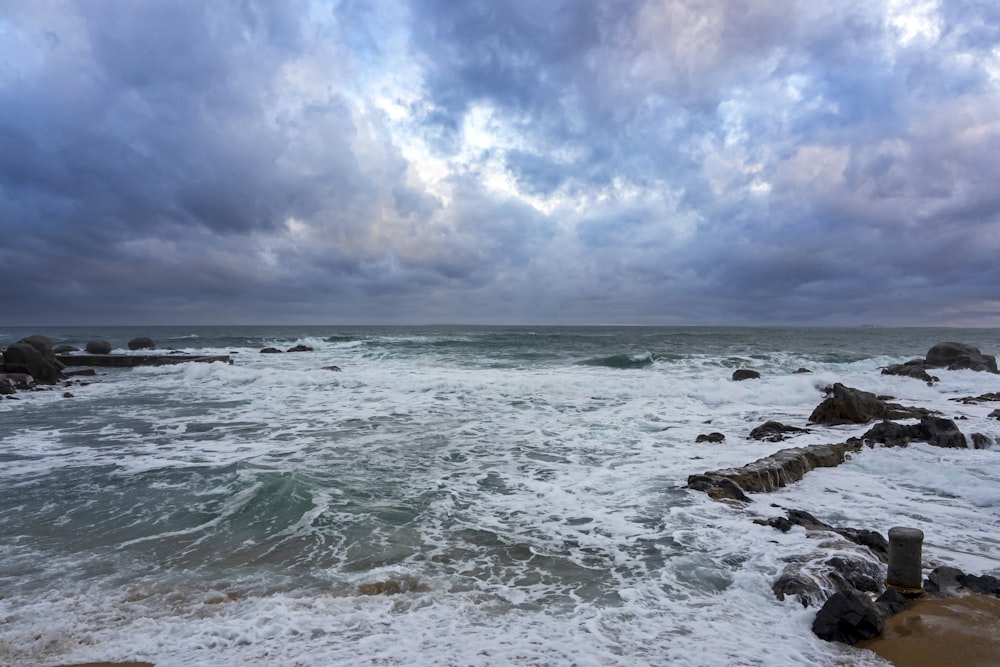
[861,417,967,449]
[881,363,938,384]
[748,420,810,442]
[128,337,156,350]
[322,365,342,372]
[86,340,113,354]
[53,344,79,353]
[3,341,63,384]
[990,409,1000,421]
[971,433,991,449]
[773,572,823,607]
[808,383,926,425]
[732,369,760,381]
[826,556,883,594]
[260,347,283,354]
[874,589,908,617]
[925,342,998,373]
[695,432,725,443]
[286,344,314,352]
[794,368,813,374]
[811,590,884,644]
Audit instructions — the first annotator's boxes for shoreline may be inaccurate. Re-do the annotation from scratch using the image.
[858,592,1000,666]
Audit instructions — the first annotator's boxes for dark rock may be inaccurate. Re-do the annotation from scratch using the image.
[62,392,74,398]
[732,369,760,381]
[686,474,750,502]
[838,529,889,563]
[951,392,1000,405]
[86,340,113,354]
[322,365,343,372]
[0,380,14,395]
[881,363,938,384]
[748,420,810,442]
[875,589,907,617]
[826,556,883,594]
[128,337,156,350]
[961,573,1000,596]
[809,383,927,425]
[260,347,283,354]
[2,342,63,384]
[786,509,832,531]
[754,516,793,532]
[924,566,965,597]
[812,589,884,644]
[773,572,823,607]
[64,368,97,377]
[925,342,998,373]
[759,510,888,561]
[286,344,314,352]
[862,416,966,449]
[971,433,991,449]
[990,409,1000,420]
[695,432,725,443]
[0,373,33,390]
[53,344,79,353]
[794,368,812,374]
[688,442,861,499]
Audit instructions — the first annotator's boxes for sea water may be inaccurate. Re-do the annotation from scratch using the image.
[1,326,998,666]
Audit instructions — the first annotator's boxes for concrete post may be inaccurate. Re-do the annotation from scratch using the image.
[886,526,924,594]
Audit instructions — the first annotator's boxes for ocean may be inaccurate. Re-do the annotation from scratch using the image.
[1,326,998,666]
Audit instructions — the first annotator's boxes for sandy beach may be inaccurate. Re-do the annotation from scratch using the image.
[858,592,1000,666]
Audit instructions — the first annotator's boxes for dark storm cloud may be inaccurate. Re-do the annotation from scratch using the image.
[1,0,999,324]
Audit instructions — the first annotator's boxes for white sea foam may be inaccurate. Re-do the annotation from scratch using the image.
[1,327,998,665]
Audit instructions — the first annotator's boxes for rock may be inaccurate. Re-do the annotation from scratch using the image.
[924,566,966,597]
[960,573,1000,596]
[732,369,760,381]
[687,441,861,499]
[53,344,79,353]
[925,342,998,373]
[773,572,823,607]
[748,420,810,442]
[971,433,991,449]
[881,363,939,384]
[952,392,1000,404]
[64,368,97,377]
[838,529,889,562]
[0,373,33,390]
[990,409,1000,420]
[0,381,14,395]
[686,474,750,502]
[86,339,113,354]
[811,589,884,644]
[861,417,967,449]
[696,432,725,443]
[260,347,283,354]
[794,368,812,374]
[322,365,343,372]
[826,556,883,594]
[758,509,888,561]
[875,589,908,617]
[128,337,156,350]
[62,392,74,398]
[809,383,927,425]
[286,344,314,352]
[2,342,63,384]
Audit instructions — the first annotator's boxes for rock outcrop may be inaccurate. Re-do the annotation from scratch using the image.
[128,337,156,350]
[925,342,998,373]
[881,361,938,384]
[808,383,927,425]
[861,417,967,449]
[732,369,760,381]
[2,337,64,384]
[695,432,725,443]
[812,589,884,644]
[748,420,810,442]
[687,442,861,501]
[86,339,113,354]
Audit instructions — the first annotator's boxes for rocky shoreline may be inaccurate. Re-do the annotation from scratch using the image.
[689,341,1000,658]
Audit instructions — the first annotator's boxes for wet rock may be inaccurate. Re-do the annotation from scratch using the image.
[0,380,14,395]
[773,572,823,607]
[811,589,884,644]
[951,392,1000,405]
[990,409,1000,420]
[826,556,883,594]
[686,474,750,502]
[794,368,812,374]
[748,420,810,442]
[971,433,992,449]
[695,432,725,443]
[64,368,97,377]
[875,589,907,617]
[757,509,888,561]
[323,365,343,372]
[924,566,965,597]
[808,383,927,425]
[732,369,760,381]
[128,337,156,350]
[62,392,74,398]
[925,342,998,373]
[688,442,861,499]
[2,341,63,384]
[881,363,939,384]
[286,344,314,352]
[53,344,79,353]
[861,417,967,449]
[86,339,113,354]
[260,347,283,354]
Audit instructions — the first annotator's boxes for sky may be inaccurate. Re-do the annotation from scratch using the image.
[1,0,999,326]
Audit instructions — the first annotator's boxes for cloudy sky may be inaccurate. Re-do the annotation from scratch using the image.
[2,0,999,326]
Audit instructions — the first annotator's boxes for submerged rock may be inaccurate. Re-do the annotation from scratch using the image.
[286,344,314,352]
[732,369,760,381]
[861,417,967,449]
[260,347,282,354]
[128,336,156,350]
[881,362,939,384]
[695,432,725,443]
[748,420,810,442]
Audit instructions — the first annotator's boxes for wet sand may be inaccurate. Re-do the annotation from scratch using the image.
[858,593,1000,667]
